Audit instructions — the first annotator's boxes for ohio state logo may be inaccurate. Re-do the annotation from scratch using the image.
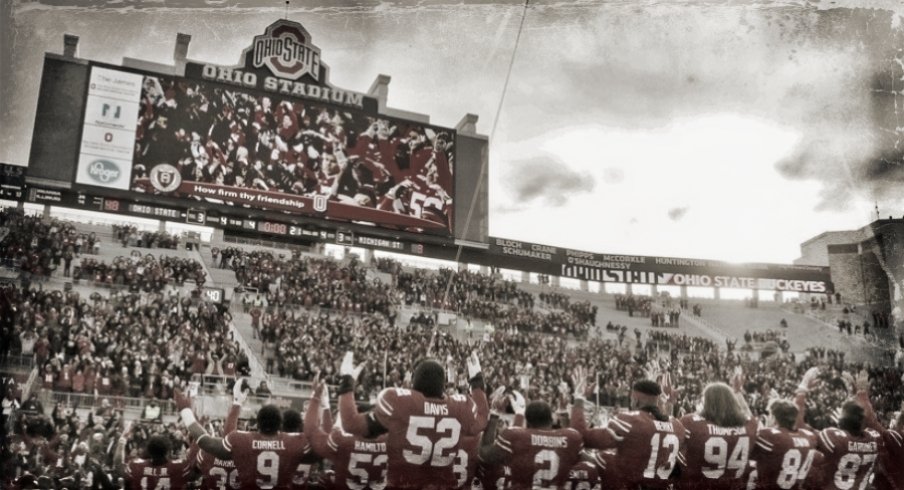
[313,195,328,213]
[252,20,321,82]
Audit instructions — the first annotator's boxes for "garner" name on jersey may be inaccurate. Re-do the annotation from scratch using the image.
[848,441,878,452]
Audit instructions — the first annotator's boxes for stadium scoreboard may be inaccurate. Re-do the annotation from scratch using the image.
[24,18,492,246]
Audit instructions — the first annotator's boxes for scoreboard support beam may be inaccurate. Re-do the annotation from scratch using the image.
[63,34,79,58]
[362,249,374,265]
[680,285,688,300]
[522,271,530,284]
[580,280,589,292]
[651,284,658,296]
[714,287,721,300]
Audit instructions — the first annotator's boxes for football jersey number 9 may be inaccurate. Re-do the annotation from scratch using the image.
[256,450,280,489]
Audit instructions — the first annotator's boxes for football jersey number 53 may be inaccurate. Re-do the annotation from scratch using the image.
[404,416,461,466]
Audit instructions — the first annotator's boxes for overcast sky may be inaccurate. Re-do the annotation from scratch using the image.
[3,0,904,264]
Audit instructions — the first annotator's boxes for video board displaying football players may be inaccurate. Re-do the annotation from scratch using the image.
[131,74,455,234]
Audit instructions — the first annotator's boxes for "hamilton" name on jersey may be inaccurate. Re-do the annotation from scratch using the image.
[354,440,387,452]
[530,435,568,448]
[252,440,287,450]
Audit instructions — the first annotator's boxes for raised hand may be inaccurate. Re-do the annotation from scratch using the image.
[571,366,589,400]
[797,366,820,393]
[174,388,192,412]
[233,378,248,405]
[854,370,870,393]
[734,366,746,391]
[509,391,526,416]
[339,351,365,381]
[466,351,482,379]
[489,385,507,413]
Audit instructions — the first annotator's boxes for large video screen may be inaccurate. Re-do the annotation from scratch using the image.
[75,66,455,235]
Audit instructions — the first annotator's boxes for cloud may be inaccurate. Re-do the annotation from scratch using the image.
[668,207,689,221]
[602,167,624,184]
[506,156,595,207]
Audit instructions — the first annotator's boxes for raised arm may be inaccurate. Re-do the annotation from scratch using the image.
[477,415,507,465]
[223,379,247,435]
[793,367,820,430]
[730,367,753,419]
[113,423,130,479]
[175,388,232,460]
[304,378,336,458]
[852,370,883,432]
[570,367,618,450]
[336,352,387,438]
[466,351,489,434]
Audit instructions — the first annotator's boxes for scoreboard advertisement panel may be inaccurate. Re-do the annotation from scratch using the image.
[488,237,833,293]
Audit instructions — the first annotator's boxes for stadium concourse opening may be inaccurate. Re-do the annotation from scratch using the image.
[3,15,904,490]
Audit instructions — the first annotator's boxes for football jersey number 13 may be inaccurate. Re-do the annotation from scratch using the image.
[643,433,681,480]
[404,416,462,466]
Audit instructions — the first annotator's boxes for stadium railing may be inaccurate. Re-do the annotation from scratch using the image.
[38,390,178,415]
[225,319,267,379]
[0,354,35,371]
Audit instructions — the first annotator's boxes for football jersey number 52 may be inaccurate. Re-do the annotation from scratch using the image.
[404,416,461,466]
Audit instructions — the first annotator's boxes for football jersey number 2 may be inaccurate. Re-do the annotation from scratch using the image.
[403,416,462,466]
[533,449,560,490]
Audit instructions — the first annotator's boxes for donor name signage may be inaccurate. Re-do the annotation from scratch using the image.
[185,20,374,111]
[489,237,832,293]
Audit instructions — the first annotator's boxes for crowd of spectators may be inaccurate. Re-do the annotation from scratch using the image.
[379,260,594,337]
[0,209,96,278]
[3,393,202,489]
[3,284,247,402]
[220,247,395,316]
[112,225,180,250]
[74,255,206,291]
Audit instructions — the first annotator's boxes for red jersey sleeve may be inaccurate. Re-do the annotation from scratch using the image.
[571,402,617,450]
[374,388,402,430]
[817,428,844,456]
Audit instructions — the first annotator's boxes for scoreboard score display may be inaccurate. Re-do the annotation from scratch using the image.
[200,287,226,304]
